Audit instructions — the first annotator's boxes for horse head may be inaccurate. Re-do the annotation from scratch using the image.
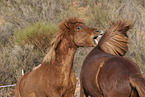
[43,17,101,63]
[58,17,101,47]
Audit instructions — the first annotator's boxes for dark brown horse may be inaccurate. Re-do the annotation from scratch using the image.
[80,21,145,97]
[15,17,101,97]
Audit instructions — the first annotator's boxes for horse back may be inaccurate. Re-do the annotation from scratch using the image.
[15,66,49,96]
[15,72,30,97]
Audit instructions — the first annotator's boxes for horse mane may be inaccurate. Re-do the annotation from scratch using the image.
[97,20,132,56]
[43,17,84,63]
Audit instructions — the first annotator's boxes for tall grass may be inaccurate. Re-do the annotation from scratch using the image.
[0,0,145,96]
[0,43,44,96]
[0,43,43,84]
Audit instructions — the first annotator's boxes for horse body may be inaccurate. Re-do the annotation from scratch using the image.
[17,45,77,97]
[15,17,101,97]
[81,49,141,97]
[80,21,145,97]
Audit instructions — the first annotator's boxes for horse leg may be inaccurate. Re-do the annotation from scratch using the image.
[26,92,36,97]
[26,91,49,97]
[49,91,61,97]
[63,86,76,97]
[80,87,87,97]
[43,89,61,97]
[80,81,89,97]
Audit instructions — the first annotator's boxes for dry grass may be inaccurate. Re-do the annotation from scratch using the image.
[0,0,144,96]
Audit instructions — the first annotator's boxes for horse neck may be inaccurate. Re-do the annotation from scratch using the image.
[84,46,105,61]
[89,46,104,56]
[54,38,77,73]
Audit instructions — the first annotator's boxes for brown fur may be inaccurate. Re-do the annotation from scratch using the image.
[130,74,145,97]
[97,20,131,56]
[15,17,100,97]
[80,20,145,97]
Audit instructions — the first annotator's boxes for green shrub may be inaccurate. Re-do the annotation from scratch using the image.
[14,22,58,51]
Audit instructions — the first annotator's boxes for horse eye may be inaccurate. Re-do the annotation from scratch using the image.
[77,27,82,30]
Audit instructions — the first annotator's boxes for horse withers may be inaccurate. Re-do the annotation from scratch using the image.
[15,17,101,97]
[80,21,145,97]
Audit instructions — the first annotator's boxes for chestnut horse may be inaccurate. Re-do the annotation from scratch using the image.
[15,17,101,97]
[80,21,145,97]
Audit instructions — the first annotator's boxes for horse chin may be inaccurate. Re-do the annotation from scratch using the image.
[93,39,99,45]
[93,31,104,46]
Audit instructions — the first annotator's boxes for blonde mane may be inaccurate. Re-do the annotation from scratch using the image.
[43,17,84,63]
[97,20,132,56]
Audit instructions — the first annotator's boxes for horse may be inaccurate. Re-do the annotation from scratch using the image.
[15,17,101,97]
[80,20,145,97]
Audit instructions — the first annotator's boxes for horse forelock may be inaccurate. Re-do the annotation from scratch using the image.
[97,20,132,56]
[43,17,84,63]
[59,17,84,32]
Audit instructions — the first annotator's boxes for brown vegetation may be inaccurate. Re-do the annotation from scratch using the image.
[15,17,101,97]
[80,21,145,97]
[0,0,145,96]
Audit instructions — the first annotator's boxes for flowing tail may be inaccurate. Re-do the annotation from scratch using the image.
[129,73,145,97]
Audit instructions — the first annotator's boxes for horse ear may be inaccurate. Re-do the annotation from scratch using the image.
[64,23,70,29]
[59,21,70,31]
